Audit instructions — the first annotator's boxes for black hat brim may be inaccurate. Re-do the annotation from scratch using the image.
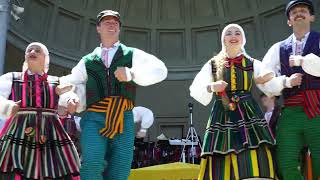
[286,1,314,17]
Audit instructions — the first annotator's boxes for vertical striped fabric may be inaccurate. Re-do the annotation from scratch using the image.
[9,72,59,109]
[200,57,276,179]
[224,57,253,92]
[0,72,80,179]
[198,146,276,180]
[202,93,275,155]
[79,111,134,180]
[284,90,320,119]
[87,96,134,138]
[277,106,320,180]
[203,57,274,155]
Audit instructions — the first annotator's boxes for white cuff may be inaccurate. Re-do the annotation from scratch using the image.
[125,67,133,81]
[256,76,285,97]
[285,76,293,88]
[208,83,215,93]
[0,100,15,119]
[302,53,320,77]
[6,101,15,118]
[139,128,147,133]
[59,91,79,107]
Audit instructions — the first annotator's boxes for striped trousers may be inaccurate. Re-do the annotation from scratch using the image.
[277,106,320,180]
[80,111,134,180]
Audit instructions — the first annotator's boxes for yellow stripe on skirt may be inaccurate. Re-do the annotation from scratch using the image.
[198,146,276,180]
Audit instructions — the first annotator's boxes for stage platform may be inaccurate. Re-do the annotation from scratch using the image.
[129,162,200,180]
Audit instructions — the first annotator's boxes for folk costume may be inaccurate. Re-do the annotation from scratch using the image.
[0,42,80,179]
[60,41,167,180]
[260,18,320,180]
[190,24,277,180]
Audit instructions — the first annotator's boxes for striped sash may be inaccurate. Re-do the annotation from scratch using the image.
[284,90,320,119]
[87,96,134,138]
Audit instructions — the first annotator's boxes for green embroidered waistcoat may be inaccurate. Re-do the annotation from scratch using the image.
[83,44,136,107]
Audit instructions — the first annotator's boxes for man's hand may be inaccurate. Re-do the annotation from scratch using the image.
[114,67,129,82]
[289,55,303,67]
[289,73,303,87]
[208,80,228,92]
[255,72,274,84]
[11,100,21,117]
[57,105,68,116]
[136,129,147,138]
[67,99,79,114]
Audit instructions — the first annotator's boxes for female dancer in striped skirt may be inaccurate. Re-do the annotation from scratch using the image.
[190,24,277,180]
[0,42,80,179]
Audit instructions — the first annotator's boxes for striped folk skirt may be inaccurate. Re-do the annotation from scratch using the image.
[0,110,80,179]
[199,93,277,179]
[198,146,277,180]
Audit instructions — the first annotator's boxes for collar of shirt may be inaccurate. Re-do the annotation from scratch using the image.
[264,111,273,123]
[292,32,310,44]
[98,41,120,67]
[266,107,274,113]
[27,70,44,75]
[291,32,310,55]
[100,41,120,50]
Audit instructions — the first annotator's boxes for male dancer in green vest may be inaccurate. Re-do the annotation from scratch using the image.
[259,1,320,179]
[61,10,167,180]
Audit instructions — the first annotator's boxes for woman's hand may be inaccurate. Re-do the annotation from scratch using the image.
[10,100,21,117]
[67,99,79,114]
[207,80,228,92]
[57,106,68,116]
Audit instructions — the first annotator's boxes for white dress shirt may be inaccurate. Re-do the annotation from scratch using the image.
[59,42,168,113]
[132,106,154,129]
[257,32,320,97]
[189,57,271,106]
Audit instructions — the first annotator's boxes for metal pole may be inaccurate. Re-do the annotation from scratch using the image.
[190,111,194,163]
[188,103,195,163]
[0,0,10,75]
